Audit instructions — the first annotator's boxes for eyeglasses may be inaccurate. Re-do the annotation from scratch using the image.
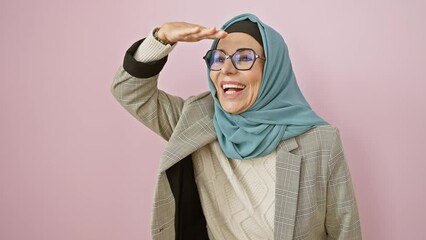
[203,48,266,71]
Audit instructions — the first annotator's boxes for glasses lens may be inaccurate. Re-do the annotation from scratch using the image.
[233,49,255,70]
[205,50,225,70]
[204,49,257,71]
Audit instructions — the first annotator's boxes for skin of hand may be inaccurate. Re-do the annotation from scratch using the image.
[157,22,228,44]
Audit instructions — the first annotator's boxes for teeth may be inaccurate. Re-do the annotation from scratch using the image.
[222,84,245,89]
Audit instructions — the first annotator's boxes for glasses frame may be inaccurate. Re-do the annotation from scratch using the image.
[203,48,266,71]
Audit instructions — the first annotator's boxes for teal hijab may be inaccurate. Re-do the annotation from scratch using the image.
[208,13,327,160]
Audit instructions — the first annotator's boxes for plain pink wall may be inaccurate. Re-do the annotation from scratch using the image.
[1,0,425,239]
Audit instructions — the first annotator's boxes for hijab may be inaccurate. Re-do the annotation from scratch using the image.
[208,13,327,160]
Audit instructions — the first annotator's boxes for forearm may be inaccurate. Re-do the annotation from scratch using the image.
[111,31,183,140]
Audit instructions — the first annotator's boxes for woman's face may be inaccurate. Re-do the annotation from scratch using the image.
[210,32,264,114]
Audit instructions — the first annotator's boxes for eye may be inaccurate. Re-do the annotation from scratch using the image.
[240,55,254,62]
[236,50,255,62]
[217,56,226,63]
[212,52,226,63]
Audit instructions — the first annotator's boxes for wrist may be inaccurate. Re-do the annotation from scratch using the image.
[153,27,174,45]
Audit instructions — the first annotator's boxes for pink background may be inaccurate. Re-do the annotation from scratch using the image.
[1,0,425,239]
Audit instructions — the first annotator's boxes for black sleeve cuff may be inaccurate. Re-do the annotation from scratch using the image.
[123,38,169,78]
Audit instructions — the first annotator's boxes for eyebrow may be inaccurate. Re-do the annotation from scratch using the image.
[214,49,229,55]
[213,48,259,55]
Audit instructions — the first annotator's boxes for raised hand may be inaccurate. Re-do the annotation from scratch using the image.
[156,22,228,45]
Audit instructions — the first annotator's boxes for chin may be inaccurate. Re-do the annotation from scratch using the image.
[222,105,244,114]
[218,97,251,114]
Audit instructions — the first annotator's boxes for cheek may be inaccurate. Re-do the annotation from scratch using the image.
[249,71,263,95]
[251,82,262,101]
[210,72,221,90]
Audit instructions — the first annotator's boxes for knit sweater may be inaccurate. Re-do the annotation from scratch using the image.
[193,141,275,240]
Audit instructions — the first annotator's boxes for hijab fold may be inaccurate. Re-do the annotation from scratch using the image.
[208,13,327,160]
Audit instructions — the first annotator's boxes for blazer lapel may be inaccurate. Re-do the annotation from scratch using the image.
[275,137,302,240]
[159,114,216,172]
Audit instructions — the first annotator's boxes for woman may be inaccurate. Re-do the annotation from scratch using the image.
[112,13,361,240]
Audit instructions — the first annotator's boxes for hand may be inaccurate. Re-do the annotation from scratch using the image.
[156,22,228,45]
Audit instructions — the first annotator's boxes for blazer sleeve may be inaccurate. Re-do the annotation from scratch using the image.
[111,38,184,141]
[325,130,362,239]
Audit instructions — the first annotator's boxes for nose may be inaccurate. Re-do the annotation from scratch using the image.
[220,57,238,75]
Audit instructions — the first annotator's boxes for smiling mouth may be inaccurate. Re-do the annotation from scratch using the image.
[222,83,246,95]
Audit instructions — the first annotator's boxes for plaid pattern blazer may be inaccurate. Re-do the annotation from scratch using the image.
[112,40,361,240]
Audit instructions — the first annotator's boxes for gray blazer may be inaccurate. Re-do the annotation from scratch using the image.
[112,40,361,240]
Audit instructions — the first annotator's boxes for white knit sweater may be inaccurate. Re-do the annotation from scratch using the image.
[192,142,275,240]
